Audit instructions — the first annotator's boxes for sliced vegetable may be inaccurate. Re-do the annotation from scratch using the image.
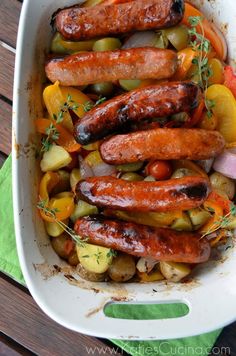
[121,173,143,181]
[171,212,192,231]
[182,3,227,60]
[210,172,235,200]
[119,79,157,91]
[195,159,214,173]
[93,38,121,51]
[43,81,73,132]
[45,219,68,237]
[108,254,136,282]
[199,201,223,235]
[208,58,224,85]
[188,208,211,230]
[82,141,100,151]
[40,145,72,172]
[116,162,143,172]
[84,150,116,176]
[207,190,231,215]
[224,66,236,98]
[205,84,236,143]
[51,32,95,54]
[198,112,218,130]
[184,99,205,128]
[70,200,98,223]
[154,31,169,49]
[213,150,236,180]
[60,86,93,119]
[145,160,172,180]
[137,269,164,282]
[110,210,182,228]
[79,156,94,179]
[70,168,82,191]
[122,31,158,49]
[164,25,189,51]
[35,119,81,153]
[172,160,208,179]
[173,48,197,81]
[136,257,157,274]
[160,262,191,282]
[90,82,114,97]
[76,243,113,274]
[50,170,70,195]
[47,192,75,222]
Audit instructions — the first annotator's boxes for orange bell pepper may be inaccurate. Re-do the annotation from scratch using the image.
[137,270,164,282]
[173,48,197,81]
[182,3,226,61]
[35,118,81,153]
[38,172,75,222]
[207,191,231,215]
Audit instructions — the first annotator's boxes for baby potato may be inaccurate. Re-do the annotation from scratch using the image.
[164,25,189,51]
[160,262,191,282]
[70,200,98,223]
[45,219,68,237]
[210,172,235,199]
[76,243,113,274]
[171,168,196,179]
[68,251,79,266]
[188,208,211,230]
[40,145,72,172]
[108,253,136,282]
[93,38,121,51]
[116,162,143,172]
[51,234,70,259]
[121,172,143,181]
[171,212,192,231]
[90,82,114,97]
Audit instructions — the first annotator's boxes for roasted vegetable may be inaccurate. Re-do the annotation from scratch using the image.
[76,243,113,273]
[108,253,136,282]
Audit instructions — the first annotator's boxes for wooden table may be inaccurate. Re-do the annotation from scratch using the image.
[0,1,236,355]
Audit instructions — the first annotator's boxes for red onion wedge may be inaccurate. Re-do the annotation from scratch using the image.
[213,150,236,179]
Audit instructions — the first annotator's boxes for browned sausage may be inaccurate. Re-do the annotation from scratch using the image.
[74,216,211,263]
[76,176,211,212]
[56,0,184,41]
[45,48,177,87]
[74,81,199,145]
[100,128,225,164]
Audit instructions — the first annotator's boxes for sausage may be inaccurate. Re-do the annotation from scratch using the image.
[76,176,211,212]
[56,0,184,41]
[74,216,211,263]
[74,81,199,145]
[100,128,225,164]
[45,48,177,87]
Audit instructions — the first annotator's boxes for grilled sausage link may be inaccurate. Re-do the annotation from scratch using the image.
[74,81,199,145]
[76,176,211,212]
[74,216,211,263]
[56,0,184,40]
[100,128,225,164]
[45,48,177,87]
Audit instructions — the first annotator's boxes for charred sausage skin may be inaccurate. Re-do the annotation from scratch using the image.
[74,81,199,145]
[74,216,211,263]
[100,128,225,164]
[56,0,184,41]
[76,176,211,212]
[45,48,177,87]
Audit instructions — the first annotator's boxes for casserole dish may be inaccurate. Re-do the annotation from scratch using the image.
[12,0,236,340]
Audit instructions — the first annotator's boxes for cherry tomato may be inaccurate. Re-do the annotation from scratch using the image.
[145,161,172,180]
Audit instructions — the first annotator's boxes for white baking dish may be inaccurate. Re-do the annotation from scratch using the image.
[12,0,236,340]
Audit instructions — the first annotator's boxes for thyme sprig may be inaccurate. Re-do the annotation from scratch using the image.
[37,199,85,247]
[188,16,215,117]
[201,203,236,239]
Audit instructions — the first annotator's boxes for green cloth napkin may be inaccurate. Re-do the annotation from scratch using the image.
[0,156,222,355]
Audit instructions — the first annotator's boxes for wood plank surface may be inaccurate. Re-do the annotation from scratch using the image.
[0,98,12,155]
[0,333,34,356]
[0,152,7,169]
[0,45,15,101]
[0,276,124,356]
[0,0,21,48]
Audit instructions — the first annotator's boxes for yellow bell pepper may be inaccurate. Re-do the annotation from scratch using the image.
[43,81,73,132]
[38,172,75,222]
[205,84,236,143]
[60,86,93,119]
